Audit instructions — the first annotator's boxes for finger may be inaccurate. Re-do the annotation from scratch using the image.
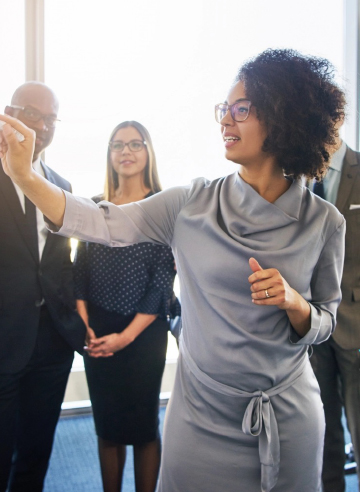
[0,114,33,138]
[84,345,101,353]
[0,122,22,147]
[0,130,7,145]
[250,279,272,293]
[249,260,272,286]
[89,345,108,354]
[251,287,273,300]
[0,141,8,159]
[249,257,263,273]
[89,339,105,347]
[252,296,277,306]
[86,344,101,351]
[248,257,266,284]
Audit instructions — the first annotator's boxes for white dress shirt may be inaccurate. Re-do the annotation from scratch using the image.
[12,157,48,259]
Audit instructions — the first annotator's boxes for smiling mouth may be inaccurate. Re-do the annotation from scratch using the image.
[223,136,240,142]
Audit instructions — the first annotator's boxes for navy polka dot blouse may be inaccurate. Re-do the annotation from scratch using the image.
[73,195,179,319]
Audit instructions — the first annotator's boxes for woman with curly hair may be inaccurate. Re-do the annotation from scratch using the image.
[0,49,346,492]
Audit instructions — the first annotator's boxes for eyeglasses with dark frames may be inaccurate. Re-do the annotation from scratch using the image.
[109,139,147,153]
[215,99,252,123]
[9,105,60,128]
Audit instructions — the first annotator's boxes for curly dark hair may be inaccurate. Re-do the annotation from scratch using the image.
[236,49,346,179]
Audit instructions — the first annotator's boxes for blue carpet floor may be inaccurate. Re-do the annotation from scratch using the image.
[44,408,166,492]
[44,406,358,491]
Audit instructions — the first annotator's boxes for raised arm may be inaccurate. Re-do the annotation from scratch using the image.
[0,114,66,227]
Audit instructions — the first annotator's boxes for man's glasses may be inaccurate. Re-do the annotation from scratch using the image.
[9,105,60,128]
[215,100,252,123]
[109,140,146,153]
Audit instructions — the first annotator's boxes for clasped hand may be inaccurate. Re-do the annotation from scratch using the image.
[84,327,133,358]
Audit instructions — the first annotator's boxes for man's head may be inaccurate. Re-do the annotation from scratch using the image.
[5,82,59,162]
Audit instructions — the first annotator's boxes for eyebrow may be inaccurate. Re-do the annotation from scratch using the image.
[23,105,58,117]
[224,98,249,104]
[111,139,142,142]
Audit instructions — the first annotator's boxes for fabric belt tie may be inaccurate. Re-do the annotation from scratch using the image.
[180,336,307,492]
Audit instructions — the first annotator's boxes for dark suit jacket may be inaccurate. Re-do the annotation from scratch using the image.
[0,162,86,374]
[332,146,360,349]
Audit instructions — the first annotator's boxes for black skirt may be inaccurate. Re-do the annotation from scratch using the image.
[84,303,168,444]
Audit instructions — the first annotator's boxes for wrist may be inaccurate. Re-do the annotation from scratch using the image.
[119,330,135,346]
[286,290,310,315]
[12,167,37,187]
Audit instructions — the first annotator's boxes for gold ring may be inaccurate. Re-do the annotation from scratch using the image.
[265,289,270,298]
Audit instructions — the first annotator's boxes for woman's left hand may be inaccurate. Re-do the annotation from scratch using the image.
[85,332,133,358]
[248,257,298,310]
[248,257,311,337]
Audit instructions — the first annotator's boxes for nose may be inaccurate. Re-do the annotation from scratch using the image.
[220,108,234,127]
[121,143,131,154]
[33,117,49,132]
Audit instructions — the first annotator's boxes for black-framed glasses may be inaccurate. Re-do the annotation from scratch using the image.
[215,99,252,123]
[109,139,146,153]
[9,105,60,128]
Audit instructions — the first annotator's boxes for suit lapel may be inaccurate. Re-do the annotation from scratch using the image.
[40,162,58,262]
[0,163,40,263]
[335,146,360,213]
[41,161,56,184]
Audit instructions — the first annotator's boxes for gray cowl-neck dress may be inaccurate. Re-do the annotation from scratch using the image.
[55,172,345,492]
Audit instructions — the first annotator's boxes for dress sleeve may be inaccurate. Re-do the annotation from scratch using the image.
[289,218,346,345]
[73,240,88,300]
[136,246,177,319]
[50,185,190,248]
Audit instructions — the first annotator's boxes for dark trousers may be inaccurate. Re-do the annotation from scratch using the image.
[0,306,74,492]
[311,337,360,492]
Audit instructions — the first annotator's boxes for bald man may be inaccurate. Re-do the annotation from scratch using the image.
[0,82,86,492]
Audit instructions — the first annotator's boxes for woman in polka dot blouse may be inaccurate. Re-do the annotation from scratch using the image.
[74,121,180,492]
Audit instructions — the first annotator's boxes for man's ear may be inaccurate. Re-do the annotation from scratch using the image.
[4,106,14,116]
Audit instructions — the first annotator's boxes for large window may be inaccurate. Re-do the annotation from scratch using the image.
[42,0,345,367]
[0,1,25,111]
[0,0,349,378]
[43,0,345,197]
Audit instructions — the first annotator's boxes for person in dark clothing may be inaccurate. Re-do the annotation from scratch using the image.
[74,121,179,492]
[0,82,86,492]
